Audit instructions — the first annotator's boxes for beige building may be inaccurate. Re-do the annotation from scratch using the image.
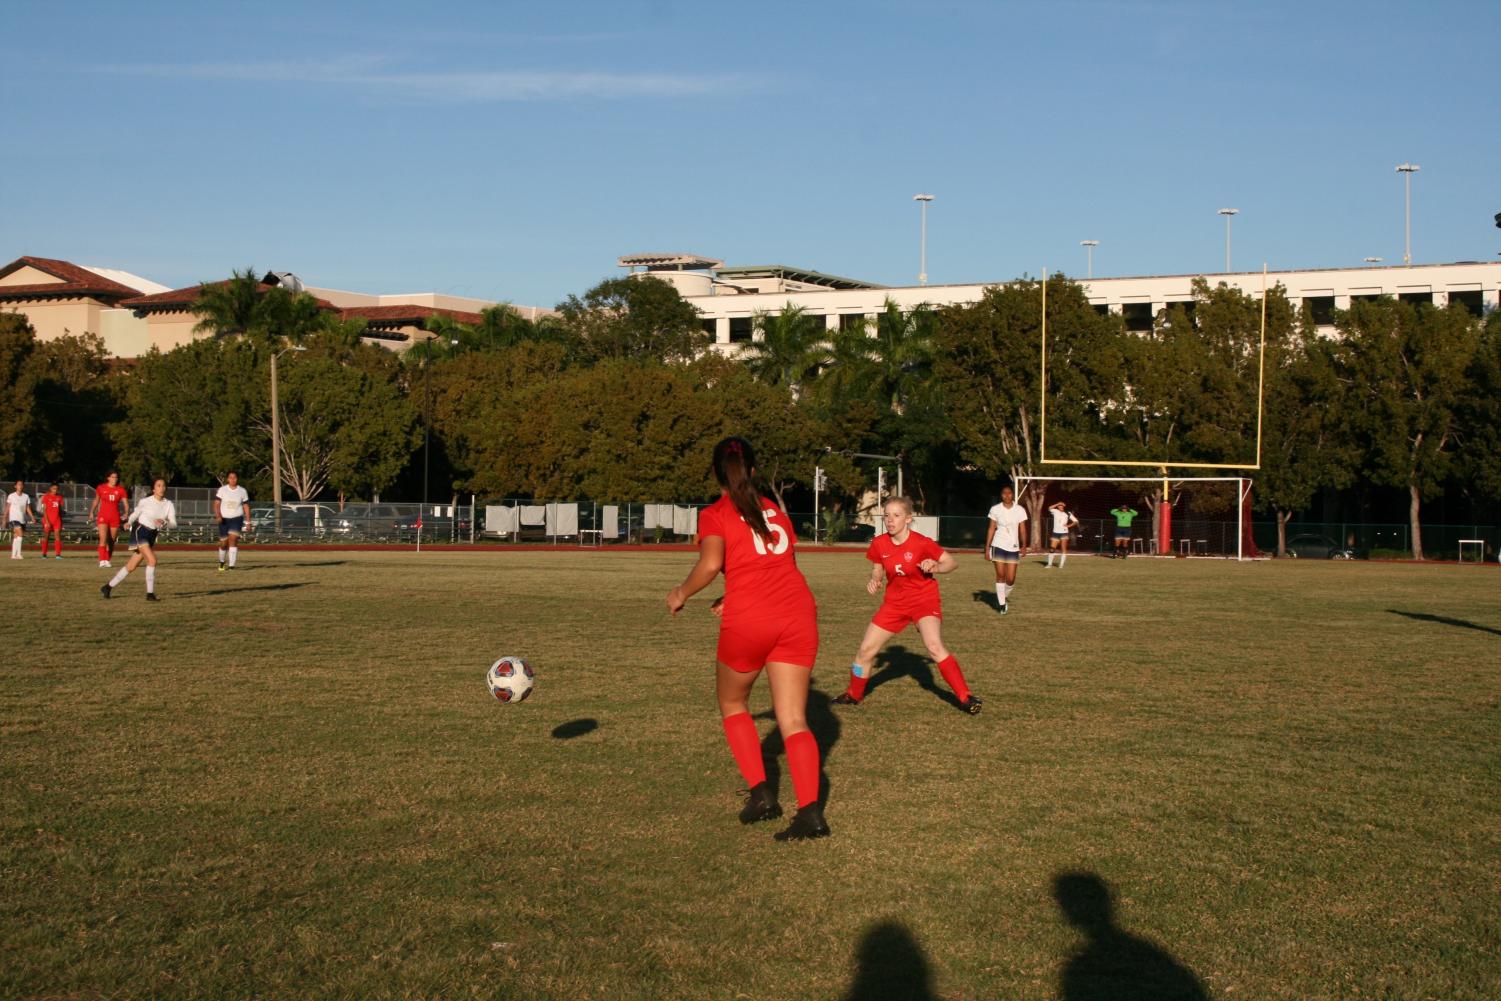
[0,255,548,357]
[0,256,167,349]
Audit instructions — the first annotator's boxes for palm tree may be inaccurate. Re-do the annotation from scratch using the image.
[873,298,937,415]
[192,269,265,339]
[812,315,878,409]
[740,304,828,394]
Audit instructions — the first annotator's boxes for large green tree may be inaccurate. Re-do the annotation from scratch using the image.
[1256,309,1354,555]
[0,313,45,476]
[1334,298,1479,559]
[935,274,1123,539]
[192,269,332,345]
[1455,310,1501,508]
[555,275,706,364]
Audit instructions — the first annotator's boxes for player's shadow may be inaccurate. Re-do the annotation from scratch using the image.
[841,920,939,1001]
[867,645,961,709]
[172,582,315,599]
[233,561,349,572]
[551,718,598,739]
[755,686,841,811]
[972,589,1000,610]
[1387,609,1501,637]
[1054,871,1209,1001]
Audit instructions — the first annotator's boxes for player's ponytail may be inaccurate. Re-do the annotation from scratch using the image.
[711,436,773,544]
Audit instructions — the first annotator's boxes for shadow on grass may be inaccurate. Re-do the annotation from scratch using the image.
[1388,609,1501,637]
[842,920,938,1000]
[551,718,598,739]
[756,686,841,811]
[231,561,350,571]
[972,589,1000,610]
[867,645,961,710]
[171,582,315,599]
[1054,871,1208,1001]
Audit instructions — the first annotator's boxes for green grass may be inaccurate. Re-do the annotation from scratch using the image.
[3,549,1499,1000]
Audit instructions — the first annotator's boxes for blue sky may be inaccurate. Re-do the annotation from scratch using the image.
[3,0,1497,306]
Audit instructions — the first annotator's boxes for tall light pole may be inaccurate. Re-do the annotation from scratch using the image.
[913,194,934,285]
[1396,163,1420,265]
[1080,240,1099,279]
[1217,208,1239,272]
[268,344,304,534]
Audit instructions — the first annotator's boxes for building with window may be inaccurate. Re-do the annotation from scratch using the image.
[619,253,1501,348]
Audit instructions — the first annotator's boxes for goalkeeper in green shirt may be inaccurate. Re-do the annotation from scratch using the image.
[1110,506,1138,558]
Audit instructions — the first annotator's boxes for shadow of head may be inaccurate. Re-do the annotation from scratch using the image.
[1054,871,1114,934]
[551,718,598,740]
[843,920,937,1001]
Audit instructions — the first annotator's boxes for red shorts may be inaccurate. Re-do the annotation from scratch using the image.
[97,517,121,529]
[871,595,942,634]
[717,611,819,673]
[43,517,62,530]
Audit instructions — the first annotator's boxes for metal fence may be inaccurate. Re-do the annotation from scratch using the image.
[4,476,1496,559]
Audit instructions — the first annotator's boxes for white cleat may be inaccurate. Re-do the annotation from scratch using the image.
[100,560,112,568]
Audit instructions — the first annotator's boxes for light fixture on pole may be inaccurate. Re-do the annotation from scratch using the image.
[1217,209,1239,272]
[1363,256,1383,264]
[1395,163,1420,265]
[268,344,306,534]
[913,194,934,285]
[1080,240,1099,279]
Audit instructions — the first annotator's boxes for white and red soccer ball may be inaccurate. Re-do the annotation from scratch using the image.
[486,656,534,704]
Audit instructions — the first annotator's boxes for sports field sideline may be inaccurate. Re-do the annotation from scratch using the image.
[3,550,1498,999]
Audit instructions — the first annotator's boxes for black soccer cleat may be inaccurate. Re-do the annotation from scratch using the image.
[738,781,783,825]
[831,692,862,706]
[960,696,984,715]
[997,603,1008,615]
[145,593,159,602]
[774,802,830,842]
[100,583,112,600]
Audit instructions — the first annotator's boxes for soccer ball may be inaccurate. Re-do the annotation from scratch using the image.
[486,656,534,704]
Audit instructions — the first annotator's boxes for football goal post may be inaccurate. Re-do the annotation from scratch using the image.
[1015,475,1259,560]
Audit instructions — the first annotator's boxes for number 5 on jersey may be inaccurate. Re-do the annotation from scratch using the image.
[750,510,790,556]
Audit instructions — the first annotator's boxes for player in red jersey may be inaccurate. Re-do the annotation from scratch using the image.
[38,484,65,559]
[90,471,128,568]
[832,496,981,714]
[666,436,829,841]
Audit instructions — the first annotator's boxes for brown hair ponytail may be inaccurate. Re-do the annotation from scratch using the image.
[712,436,773,544]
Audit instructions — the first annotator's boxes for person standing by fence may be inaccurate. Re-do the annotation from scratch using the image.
[7,481,34,560]
[91,471,128,567]
[39,483,65,559]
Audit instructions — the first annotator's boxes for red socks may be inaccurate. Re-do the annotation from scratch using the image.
[721,712,765,788]
[937,655,971,703]
[98,544,108,561]
[785,730,821,808]
[846,671,869,701]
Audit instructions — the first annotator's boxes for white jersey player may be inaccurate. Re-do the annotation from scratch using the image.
[102,479,176,602]
[7,481,34,559]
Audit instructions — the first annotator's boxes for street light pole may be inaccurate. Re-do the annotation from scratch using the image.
[1396,163,1420,265]
[913,194,934,285]
[1217,209,1239,272]
[1080,240,1098,279]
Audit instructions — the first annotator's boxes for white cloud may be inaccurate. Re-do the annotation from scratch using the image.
[97,57,760,102]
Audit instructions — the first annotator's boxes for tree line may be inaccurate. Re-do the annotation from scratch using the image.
[2,269,1497,557]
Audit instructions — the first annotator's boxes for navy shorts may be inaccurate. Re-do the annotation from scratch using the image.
[130,525,159,549]
[219,515,245,538]
[989,546,1020,564]
[1114,529,1131,541]
[1051,531,1068,539]
[8,520,23,530]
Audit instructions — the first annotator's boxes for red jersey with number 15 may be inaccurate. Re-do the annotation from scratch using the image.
[95,483,128,523]
[697,493,815,625]
[41,493,65,523]
[867,530,945,605]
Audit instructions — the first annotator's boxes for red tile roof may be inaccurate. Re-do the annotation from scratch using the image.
[119,281,337,312]
[0,256,149,301]
[341,305,485,326]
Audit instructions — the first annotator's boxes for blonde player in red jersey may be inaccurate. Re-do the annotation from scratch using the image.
[38,483,66,558]
[666,436,829,841]
[90,471,128,567]
[833,496,981,714]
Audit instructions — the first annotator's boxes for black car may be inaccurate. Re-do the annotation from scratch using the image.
[1285,533,1355,559]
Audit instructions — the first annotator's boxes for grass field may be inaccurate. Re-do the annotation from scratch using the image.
[3,547,1498,1000]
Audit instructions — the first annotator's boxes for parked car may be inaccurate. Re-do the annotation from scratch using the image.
[1285,533,1355,559]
